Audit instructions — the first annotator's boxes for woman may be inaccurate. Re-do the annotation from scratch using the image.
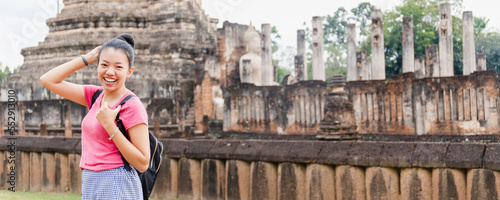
[40,33,150,199]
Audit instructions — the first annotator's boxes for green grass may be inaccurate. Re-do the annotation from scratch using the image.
[0,190,81,200]
[0,190,178,200]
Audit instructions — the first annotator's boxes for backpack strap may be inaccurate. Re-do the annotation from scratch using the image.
[115,94,136,171]
[90,89,103,110]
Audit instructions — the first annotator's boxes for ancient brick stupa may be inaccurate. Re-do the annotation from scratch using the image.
[1,0,218,101]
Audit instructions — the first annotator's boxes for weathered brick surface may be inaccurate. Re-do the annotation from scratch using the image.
[41,153,56,192]
[68,153,81,194]
[305,164,335,200]
[232,140,264,161]
[250,161,277,200]
[55,153,69,192]
[347,141,384,166]
[401,168,432,200]
[226,160,251,200]
[287,141,324,163]
[412,142,448,168]
[201,159,225,200]
[278,163,306,200]
[259,141,294,162]
[335,165,365,200]
[482,144,500,171]
[207,140,240,159]
[151,158,179,200]
[185,140,215,159]
[0,151,5,190]
[445,143,485,168]
[378,142,416,167]
[365,167,399,200]
[30,152,42,192]
[317,141,352,165]
[466,169,500,200]
[18,151,31,191]
[178,158,201,200]
[163,139,191,158]
[432,168,466,200]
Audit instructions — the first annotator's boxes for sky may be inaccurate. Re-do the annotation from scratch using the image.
[0,0,499,70]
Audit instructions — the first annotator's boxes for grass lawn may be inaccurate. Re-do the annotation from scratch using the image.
[0,190,81,200]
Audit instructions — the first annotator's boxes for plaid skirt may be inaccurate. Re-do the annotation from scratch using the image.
[82,166,142,200]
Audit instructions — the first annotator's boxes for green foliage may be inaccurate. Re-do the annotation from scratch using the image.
[322,2,374,80]
[271,26,293,84]
[476,31,500,72]
[0,63,14,84]
[381,0,440,77]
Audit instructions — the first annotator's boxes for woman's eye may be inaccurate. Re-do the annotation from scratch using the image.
[117,66,123,69]
[100,64,108,67]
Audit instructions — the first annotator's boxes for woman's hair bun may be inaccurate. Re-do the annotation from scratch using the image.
[117,33,135,48]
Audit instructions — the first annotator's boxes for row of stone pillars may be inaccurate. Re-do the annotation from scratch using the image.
[295,17,326,82]
[345,3,488,81]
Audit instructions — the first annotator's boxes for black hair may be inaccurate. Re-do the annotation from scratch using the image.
[99,33,135,68]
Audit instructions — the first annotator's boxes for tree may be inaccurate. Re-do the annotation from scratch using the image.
[0,63,14,84]
[270,26,293,84]
[476,32,500,72]
[306,2,374,81]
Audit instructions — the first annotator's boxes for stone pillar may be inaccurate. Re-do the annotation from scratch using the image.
[336,165,366,200]
[477,53,487,71]
[312,16,325,81]
[439,3,454,76]
[250,161,277,200]
[415,57,425,79]
[425,45,439,77]
[462,11,476,75]
[403,16,415,73]
[401,168,432,200]
[226,160,251,200]
[278,163,306,200]
[261,24,273,85]
[347,23,357,81]
[305,164,335,200]
[371,9,386,80]
[152,158,179,199]
[357,50,371,80]
[201,159,225,200]
[179,158,201,200]
[366,167,399,200]
[432,168,466,200]
[295,29,307,81]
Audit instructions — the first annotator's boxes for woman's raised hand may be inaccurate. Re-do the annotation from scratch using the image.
[84,46,102,65]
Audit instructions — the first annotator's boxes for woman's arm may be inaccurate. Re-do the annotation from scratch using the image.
[39,46,101,107]
[97,102,150,173]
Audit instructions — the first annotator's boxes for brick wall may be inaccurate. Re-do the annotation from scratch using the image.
[3,136,500,199]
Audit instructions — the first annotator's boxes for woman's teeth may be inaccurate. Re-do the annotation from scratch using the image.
[104,78,117,83]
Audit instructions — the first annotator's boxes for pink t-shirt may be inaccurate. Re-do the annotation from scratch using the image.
[80,85,149,171]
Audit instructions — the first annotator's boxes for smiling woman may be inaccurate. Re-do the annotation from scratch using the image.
[39,33,150,199]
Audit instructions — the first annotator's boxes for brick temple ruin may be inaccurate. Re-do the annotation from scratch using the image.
[1,1,500,199]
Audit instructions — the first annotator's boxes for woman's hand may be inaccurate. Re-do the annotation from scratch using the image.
[96,102,121,131]
[84,46,101,65]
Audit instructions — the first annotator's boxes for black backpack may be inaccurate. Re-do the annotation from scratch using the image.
[91,89,163,200]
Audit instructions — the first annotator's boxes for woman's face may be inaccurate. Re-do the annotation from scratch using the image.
[97,47,134,93]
